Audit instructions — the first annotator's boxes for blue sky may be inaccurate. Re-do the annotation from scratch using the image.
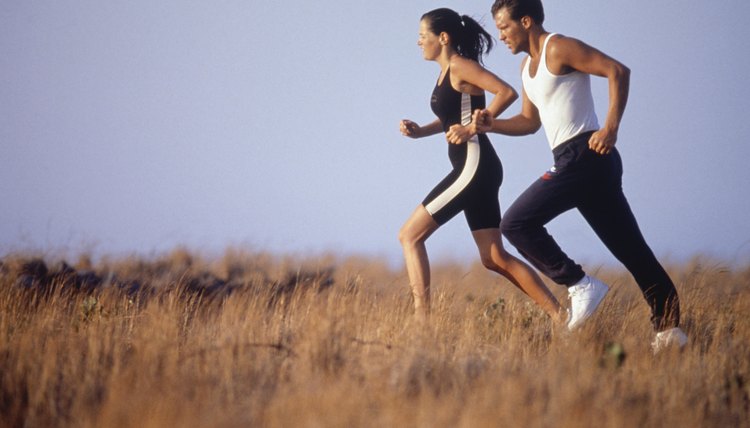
[2,0,749,268]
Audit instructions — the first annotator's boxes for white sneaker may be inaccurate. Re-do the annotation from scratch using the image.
[651,327,688,354]
[567,275,609,331]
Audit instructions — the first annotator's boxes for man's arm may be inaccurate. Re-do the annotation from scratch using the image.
[547,36,630,155]
[474,58,542,137]
[483,86,541,136]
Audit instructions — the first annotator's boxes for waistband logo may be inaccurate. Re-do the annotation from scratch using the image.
[541,166,557,180]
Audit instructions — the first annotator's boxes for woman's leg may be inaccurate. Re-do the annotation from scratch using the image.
[472,228,564,320]
[399,205,440,318]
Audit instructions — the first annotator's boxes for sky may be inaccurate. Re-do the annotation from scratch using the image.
[2,0,749,268]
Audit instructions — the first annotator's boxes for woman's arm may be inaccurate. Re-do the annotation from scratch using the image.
[445,56,518,144]
[400,118,442,139]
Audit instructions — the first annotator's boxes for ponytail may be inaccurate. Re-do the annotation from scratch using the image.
[459,15,494,65]
[421,8,494,64]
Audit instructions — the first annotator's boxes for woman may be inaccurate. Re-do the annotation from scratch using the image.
[399,8,562,321]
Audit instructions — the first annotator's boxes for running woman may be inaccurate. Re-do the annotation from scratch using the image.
[399,8,563,322]
[471,0,687,351]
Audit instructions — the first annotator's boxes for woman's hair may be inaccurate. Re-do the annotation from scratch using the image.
[421,8,494,64]
[490,0,545,25]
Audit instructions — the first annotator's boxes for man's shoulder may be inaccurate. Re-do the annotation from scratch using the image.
[545,33,571,53]
[545,33,594,67]
[546,34,591,55]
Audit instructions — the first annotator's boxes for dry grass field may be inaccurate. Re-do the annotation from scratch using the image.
[1,248,748,427]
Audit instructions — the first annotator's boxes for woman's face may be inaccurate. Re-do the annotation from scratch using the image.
[417,19,441,61]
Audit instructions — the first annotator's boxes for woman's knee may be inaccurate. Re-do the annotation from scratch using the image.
[399,206,438,246]
[480,249,512,274]
[398,225,411,246]
[399,224,424,248]
[480,253,498,271]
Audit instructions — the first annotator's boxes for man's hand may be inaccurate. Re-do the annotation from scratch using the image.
[588,127,617,155]
[472,109,493,134]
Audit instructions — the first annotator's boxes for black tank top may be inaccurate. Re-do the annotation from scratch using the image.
[430,68,486,132]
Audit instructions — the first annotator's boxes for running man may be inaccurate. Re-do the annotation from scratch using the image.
[462,0,687,350]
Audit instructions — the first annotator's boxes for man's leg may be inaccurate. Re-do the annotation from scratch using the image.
[501,173,585,286]
[501,171,611,330]
[578,181,680,331]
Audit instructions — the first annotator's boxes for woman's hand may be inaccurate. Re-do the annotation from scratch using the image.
[400,119,422,139]
[446,123,475,144]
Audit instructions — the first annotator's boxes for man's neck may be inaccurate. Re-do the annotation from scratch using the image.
[526,27,548,59]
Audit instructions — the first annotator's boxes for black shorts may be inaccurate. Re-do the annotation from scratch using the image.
[422,135,503,231]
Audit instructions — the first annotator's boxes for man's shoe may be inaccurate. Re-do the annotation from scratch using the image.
[567,275,609,331]
[652,327,688,354]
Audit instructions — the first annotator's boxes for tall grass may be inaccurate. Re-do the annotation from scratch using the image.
[1,250,748,427]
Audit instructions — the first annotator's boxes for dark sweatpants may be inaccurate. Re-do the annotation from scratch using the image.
[500,131,680,330]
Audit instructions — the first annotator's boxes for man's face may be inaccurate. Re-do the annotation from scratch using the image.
[494,7,528,55]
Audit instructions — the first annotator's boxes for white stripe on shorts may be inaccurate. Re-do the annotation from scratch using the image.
[425,93,480,215]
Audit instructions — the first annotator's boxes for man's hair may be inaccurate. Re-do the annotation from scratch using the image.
[490,0,545,24]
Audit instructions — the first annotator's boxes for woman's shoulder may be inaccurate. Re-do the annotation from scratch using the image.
[448,55,488,94]
[448,55,483,77]
[449,54,476,68]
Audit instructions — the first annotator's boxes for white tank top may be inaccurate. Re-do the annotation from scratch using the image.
[522,33,599,150]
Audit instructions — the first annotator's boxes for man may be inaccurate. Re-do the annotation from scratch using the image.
[453,0,687,351]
